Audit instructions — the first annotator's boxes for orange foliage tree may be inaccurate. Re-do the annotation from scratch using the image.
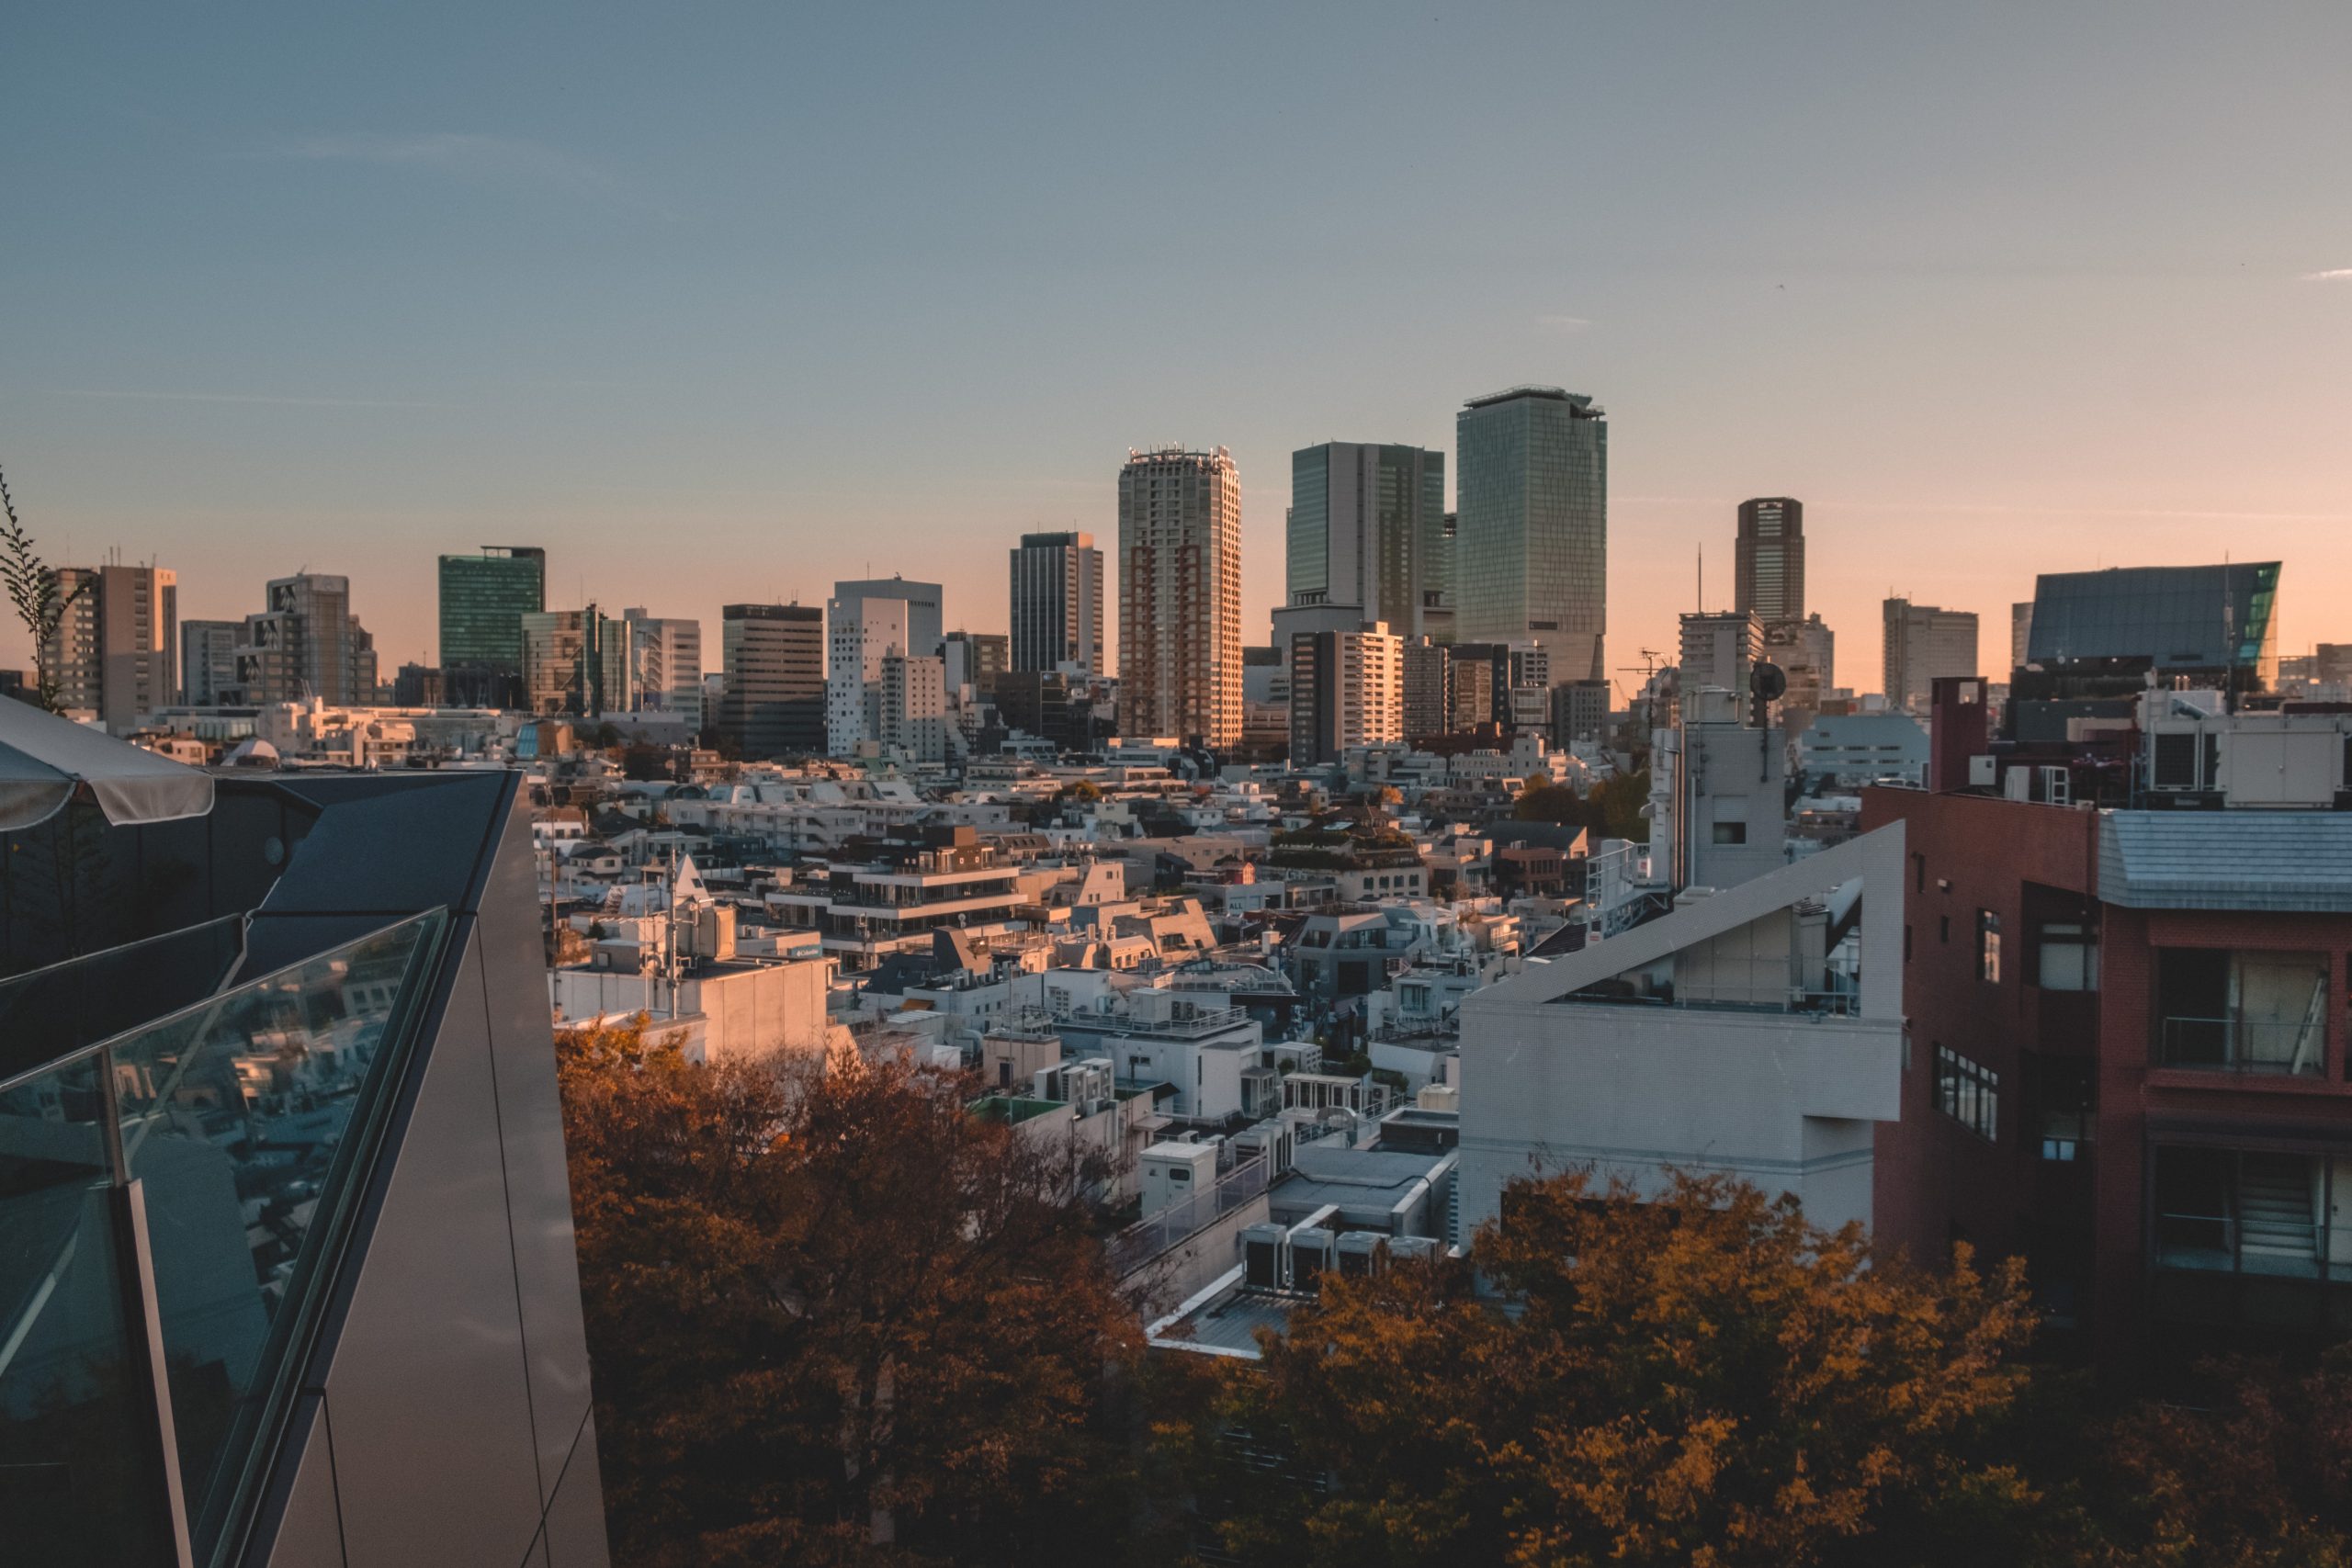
[557,1018,1140,1567]
[1170,1168,2040,1568]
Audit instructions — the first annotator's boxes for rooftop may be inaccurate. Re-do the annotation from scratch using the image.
[2099,810,2352,912]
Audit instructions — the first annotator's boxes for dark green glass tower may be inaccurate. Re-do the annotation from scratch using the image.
[437,547,547,673]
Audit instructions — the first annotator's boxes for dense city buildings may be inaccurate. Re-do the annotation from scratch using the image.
[1009,531,1104,674]
[942,629,1010,691]
[718,602,825,757]
[878,649,949,763]
[1734,497,1804,623]
[1284,443,1451,643]
[1881,596,1978,715]
[1453,386,1609,684]
[828,589,913,754]
[436,545,546,678]
[1117,446,1243,746]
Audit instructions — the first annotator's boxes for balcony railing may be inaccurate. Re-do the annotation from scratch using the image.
[1107,1156,1270,1278]
[2156,1016,2324,1075]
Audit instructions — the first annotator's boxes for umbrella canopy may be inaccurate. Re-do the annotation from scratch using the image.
[0,698,216,832]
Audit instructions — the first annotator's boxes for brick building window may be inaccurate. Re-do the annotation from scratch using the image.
[1935,1045,1999,1141]
[1976,910,2002,984]
[2035,921,2099,991]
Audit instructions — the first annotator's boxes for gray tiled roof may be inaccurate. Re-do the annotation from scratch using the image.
[2099,811,2352,912]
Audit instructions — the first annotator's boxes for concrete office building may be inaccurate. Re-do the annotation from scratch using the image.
[718,603,825,758]
[828,592,912,754]
[1009,532,1104,674]
[1882,598,1979,715]
[1284,443,1450,643]
[1118,446,1243,746]
[0,729,607,1565]
[43,561,178,732]
[1735,497,1805,623]
[228,573,378,707]
[180,617,242,707]
[942,630,1010,692]
[1550,678,1612,744]
[436,546,546,678]
[1679,611,1763,705]
[1454,387,1608,683]
[831,577,944,660]
[1288,621,1404,767]
[622,610,703,728]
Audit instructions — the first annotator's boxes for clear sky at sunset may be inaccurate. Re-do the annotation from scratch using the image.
[5,2,2349,695]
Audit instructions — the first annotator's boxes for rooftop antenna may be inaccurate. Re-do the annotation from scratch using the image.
[1696,545,1703,613]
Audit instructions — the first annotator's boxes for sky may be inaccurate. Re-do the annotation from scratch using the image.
[5,2,2350,701]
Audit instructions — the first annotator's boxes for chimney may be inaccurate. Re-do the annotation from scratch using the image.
[1928,676,1989,793]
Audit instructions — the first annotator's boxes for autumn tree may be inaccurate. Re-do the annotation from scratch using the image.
[1171,1168,2039,1568]
[0,464,92,714]
[2087,1347,2352,1566]
[558,1019,1141,1567]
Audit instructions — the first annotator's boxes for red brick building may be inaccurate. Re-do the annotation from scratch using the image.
[1865,782,2352,1380]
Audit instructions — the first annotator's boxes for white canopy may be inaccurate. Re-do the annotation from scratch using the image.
[0,699,216,832]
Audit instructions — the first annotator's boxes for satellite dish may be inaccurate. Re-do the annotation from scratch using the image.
[1751,661,1789,702]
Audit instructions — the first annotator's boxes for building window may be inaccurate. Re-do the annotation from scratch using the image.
[1712,822,1747,845]
[1976,910,2001,983]
[2035,921,2099,991]
[1934,1045,1999,1141]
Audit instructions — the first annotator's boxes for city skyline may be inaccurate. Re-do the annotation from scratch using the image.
[5,4,2347,698]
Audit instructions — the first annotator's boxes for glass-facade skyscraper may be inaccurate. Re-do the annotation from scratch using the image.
[437,547,547,674]
[1285,443,1450,642]
[1735,497,1804,623]
[1453,387,1608,683]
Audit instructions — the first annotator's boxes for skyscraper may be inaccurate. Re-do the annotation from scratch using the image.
[40,562,178,732]
[1735,498,1804,623]
[520,607,631,716]
[1454,387,1608,683]
[437,547,546,676]
[1882,598,1979,714]
[1008,532,1104,673]
[718,604,825,758]
[1284,443,1450,642]
[1117,446,1243,746]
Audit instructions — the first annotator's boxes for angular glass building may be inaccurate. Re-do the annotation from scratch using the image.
[1453,387,1608,684]
[2024,561,2281,688]
[0,732,606,1567]
[437,547,547,674]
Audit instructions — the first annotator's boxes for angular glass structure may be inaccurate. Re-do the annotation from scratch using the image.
[0,769,606,1566]
[2025,562,2280,684]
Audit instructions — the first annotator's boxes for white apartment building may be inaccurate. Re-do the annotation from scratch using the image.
[878,651,948,764]
[827,593,910,754]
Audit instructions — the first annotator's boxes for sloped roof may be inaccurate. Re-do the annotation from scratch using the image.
[2099,811,2352,912]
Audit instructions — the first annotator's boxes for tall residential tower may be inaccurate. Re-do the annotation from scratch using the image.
[1453,387,1608,683]
[1735,498,1804,623]
[1117,446,1243,746]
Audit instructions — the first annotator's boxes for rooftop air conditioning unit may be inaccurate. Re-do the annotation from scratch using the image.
[1386,1235,1441,1264]
[1241,1223,1289,1291]
[1336,1231,1386,1278]
[1289,1229,1338,1292]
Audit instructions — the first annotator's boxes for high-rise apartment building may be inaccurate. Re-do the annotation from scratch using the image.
[1118,446,1243,745]
[878,652,948,763]
[1285,443,1450,642]
[1735,498,1805,623]
[1009,532,1104,674]
[520,607,631,716]
[436,546,545,679]
[1679,611,1763,706]
[718,604,825,758]
[228,573,377,706]
[1882,598,1979,714]
[1454,387,1608,683]
[1287,621,1404,767]
[827,592,913,753]
[1401,638,1451,740]
[1550,678,1613,744]
[620,610,703,728]
[180,618,241,706]
[40,562,178,732]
